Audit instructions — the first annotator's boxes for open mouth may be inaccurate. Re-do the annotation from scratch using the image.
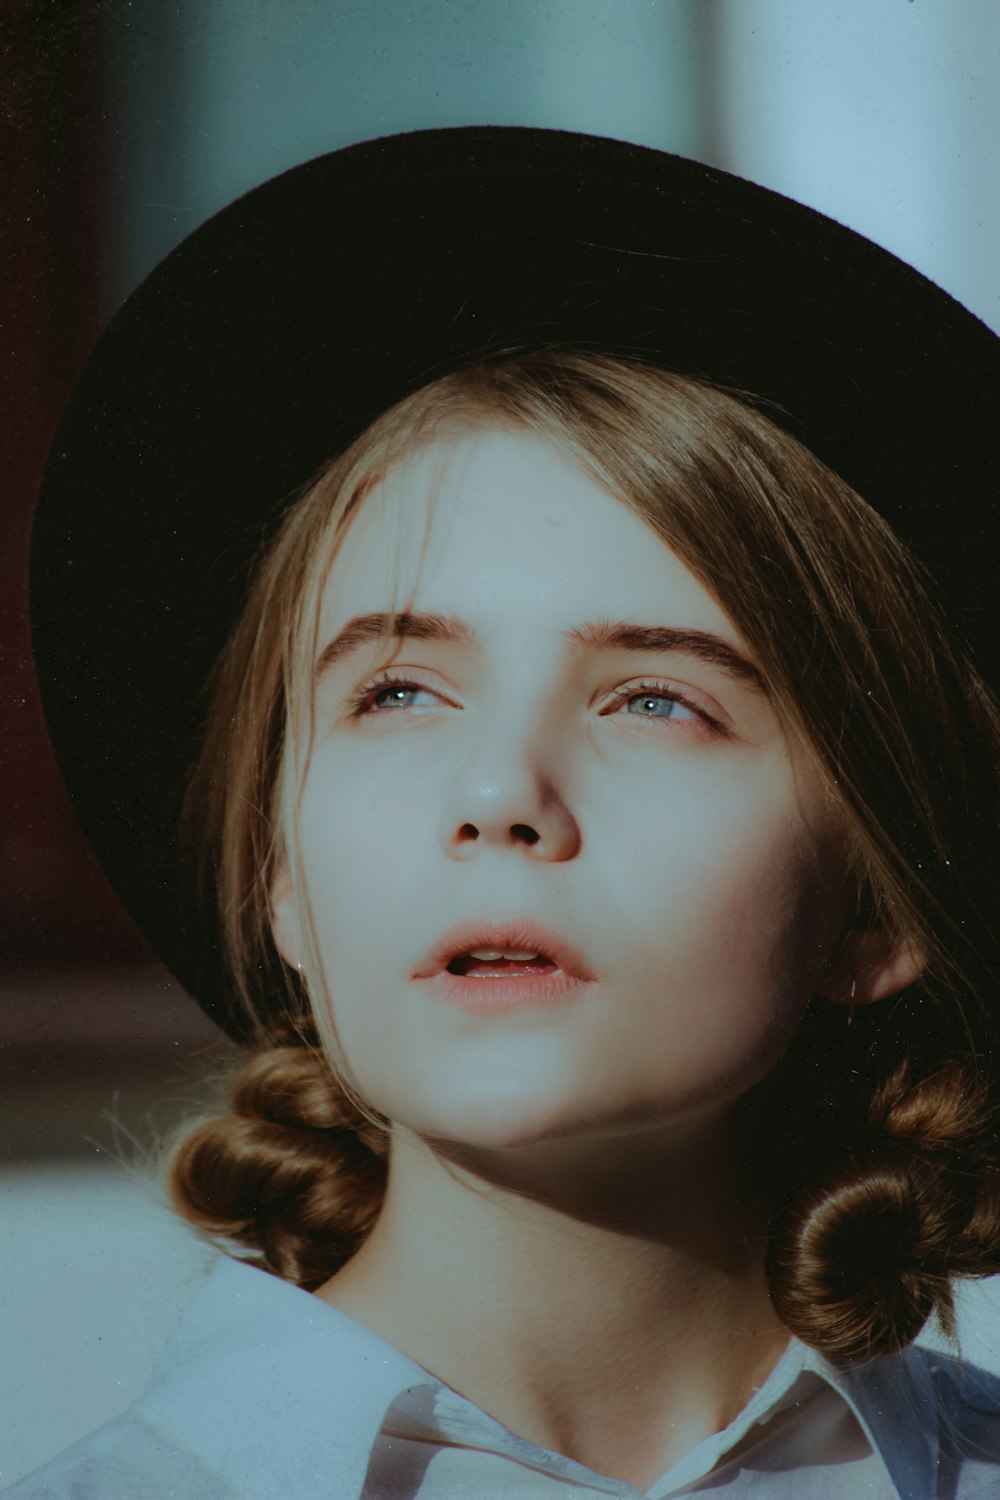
[446,953,559,977]
[427,938,585,1010]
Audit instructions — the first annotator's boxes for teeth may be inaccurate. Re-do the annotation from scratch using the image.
[466,947,542,961]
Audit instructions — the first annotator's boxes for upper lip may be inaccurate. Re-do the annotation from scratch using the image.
[413,918,596,981]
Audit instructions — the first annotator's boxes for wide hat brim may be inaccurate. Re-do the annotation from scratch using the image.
[30,125,1000,1038]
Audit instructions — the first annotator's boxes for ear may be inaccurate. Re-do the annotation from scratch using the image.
[269,860,300,970]
[819,927,927,1008]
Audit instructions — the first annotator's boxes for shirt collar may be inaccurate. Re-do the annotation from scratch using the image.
[800,1340,940,1500]
[140,1254,438,1500]
[136,1253,983,1500]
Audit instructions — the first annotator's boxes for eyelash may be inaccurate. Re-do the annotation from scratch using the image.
[345,670,721,731]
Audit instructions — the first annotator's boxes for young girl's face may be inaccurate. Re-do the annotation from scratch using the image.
[273,427,852,1152]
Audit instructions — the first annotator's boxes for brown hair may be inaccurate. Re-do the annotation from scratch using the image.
[168,349,1000,1362]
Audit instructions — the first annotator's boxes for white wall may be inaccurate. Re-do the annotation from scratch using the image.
[709,0,1000,330]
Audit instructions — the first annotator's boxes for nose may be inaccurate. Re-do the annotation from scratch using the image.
[439,716,582,862]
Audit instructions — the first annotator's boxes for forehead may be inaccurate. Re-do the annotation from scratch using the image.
[319,428,736,642]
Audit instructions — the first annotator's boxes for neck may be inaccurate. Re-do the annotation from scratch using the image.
[316,1120,789,1489]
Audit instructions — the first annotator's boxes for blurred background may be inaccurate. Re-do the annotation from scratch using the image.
[3,0,1000,1482]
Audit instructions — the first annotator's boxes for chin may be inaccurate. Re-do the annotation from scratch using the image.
[396,1083,713,1158]
[387,1082,600,1154]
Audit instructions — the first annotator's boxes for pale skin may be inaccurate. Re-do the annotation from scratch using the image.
[271,427,923,1488]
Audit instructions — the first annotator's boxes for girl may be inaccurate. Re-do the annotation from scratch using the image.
[11,128,1000,1498]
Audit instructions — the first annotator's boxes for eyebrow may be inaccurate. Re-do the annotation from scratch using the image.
[315,611,767,692]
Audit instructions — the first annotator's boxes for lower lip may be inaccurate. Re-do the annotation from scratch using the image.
[420,965,589,1012]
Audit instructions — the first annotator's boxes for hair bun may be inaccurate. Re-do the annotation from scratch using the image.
[769,1160,953,1361]
[168,1044,388,1288]
[767,1057,999,1362]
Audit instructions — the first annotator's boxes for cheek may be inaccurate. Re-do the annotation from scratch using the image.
[298,747,421,891]
[606,781,842,1055]
[292,754,429,1050]
[573,853,835,1133]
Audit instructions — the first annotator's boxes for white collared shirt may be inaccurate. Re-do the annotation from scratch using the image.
[5,1254,999,1499]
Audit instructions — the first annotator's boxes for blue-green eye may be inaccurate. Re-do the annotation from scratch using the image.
[623,688,698,721]
[372,684,424,711]
[348,673,433,716]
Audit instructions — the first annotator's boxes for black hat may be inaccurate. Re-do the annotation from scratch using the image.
[30,126,1000,1037]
